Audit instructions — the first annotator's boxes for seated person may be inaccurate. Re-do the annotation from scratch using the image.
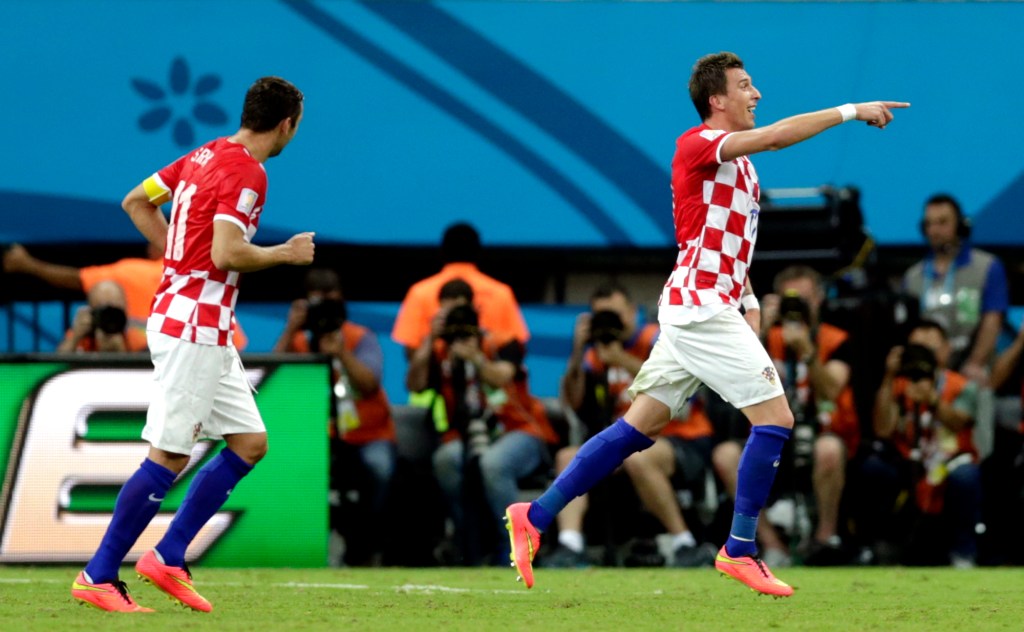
[56,279,147,352]
[622,398,716,567]
[407,280,556,565]
[735,265,859,565]
[854,319,982,567]
[544,283,715,568]
[273,268,397,565]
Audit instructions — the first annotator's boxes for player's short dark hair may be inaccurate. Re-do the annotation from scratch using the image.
[240,77,304,132]
[439,278,474,303]
[689,52,745,121]
[440,222,481,264]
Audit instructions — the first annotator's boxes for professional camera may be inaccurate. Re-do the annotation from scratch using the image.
[778,291,812,326]
[304,297,347,338]
[91,305,127,335]
[897,343,938,382]
[589,309,625,345]
[440,304,480,344]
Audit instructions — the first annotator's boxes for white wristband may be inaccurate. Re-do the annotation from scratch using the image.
[741,294,760,311]
[836,103,857,123]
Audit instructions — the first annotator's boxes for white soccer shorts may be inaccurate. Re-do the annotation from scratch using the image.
[143,332,265,455]
[628,307,784,418]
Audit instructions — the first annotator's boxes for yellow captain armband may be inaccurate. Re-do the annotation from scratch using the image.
[142,176,171,205]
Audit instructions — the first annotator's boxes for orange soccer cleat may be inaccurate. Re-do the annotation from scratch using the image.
[71,571,155,612]
[135,549,213,612]
[715,545,794,598]
[504,502,541,589]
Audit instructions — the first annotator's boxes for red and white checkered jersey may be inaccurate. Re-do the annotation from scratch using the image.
[659,124,760,325]
[144,138,267,346]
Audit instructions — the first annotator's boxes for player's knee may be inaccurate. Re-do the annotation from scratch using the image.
[774,406,795,429]
[234,435,268,465]
[624,393,672,437]
[742,395,794,429]
[148,447,191,474]
[250,438,269,464]
[758,404,794,429]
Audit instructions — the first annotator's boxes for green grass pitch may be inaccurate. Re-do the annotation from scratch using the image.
[3,566,1021,631]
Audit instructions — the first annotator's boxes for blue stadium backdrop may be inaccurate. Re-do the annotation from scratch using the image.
[2,0,1022,247]
[2,0,1023,399]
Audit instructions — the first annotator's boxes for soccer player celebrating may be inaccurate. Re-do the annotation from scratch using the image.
[505,52,908,597]
[71,77,314,612]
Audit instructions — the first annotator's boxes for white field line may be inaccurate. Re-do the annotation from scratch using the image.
[0,577,527,595]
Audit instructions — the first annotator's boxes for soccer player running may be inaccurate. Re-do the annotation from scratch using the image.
[506,52,908,597]
[71,77,314,612]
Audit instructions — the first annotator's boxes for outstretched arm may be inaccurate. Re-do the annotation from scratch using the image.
[720,101,910,162]
[2,244,83,291]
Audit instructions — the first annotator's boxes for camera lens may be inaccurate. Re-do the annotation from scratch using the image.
[92,306,127,334]
[589,310,624,344]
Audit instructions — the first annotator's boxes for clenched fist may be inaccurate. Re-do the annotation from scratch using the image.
[286,232,316,265]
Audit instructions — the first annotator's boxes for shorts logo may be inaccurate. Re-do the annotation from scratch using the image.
[192,423,203,442]
[761,366,776,386]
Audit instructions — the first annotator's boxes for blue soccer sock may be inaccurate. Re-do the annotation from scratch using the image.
[726,424,791,558]
[528,419,653,532]
[156,448,253,568]
[84,459,176,583]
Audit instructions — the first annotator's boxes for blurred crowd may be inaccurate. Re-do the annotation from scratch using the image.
[5,194,1024,569]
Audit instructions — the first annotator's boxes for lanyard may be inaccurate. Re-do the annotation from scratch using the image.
[922,258,957,311]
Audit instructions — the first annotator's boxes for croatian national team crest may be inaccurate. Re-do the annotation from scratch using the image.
[761,366,777,386]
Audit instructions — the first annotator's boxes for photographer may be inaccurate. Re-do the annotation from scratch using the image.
[5,242,248,350]
[408,279,556,565]
[718,265,858,566]
[543,283,716,568]
[856,319,981,567]
[56,280,146,353]
[273,268,396,566]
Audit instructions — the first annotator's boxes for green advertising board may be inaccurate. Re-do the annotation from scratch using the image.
[0,356,329,567]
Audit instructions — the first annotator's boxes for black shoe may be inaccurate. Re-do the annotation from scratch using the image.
[538,545,590,568]
[671,543,717,568]
[803,536,848,566]
[624,539,666,568]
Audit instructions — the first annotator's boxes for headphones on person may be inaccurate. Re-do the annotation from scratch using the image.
[919,194,971,240]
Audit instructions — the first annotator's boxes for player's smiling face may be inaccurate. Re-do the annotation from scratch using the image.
[721,68,761,131]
